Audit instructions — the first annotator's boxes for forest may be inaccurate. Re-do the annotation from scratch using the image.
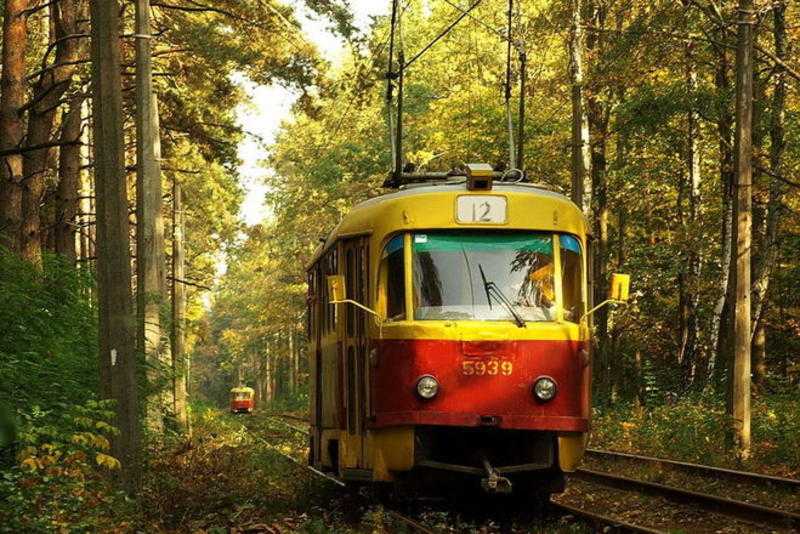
[1,0,799,532]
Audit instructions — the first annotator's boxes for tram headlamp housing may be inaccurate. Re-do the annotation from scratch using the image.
[415,375,439,400]
[533,376,557,402]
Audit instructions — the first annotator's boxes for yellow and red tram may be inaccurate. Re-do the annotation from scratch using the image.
[230,386,255,414]
[306,167,627,496]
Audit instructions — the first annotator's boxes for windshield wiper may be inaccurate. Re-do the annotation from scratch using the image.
[478,264,526,328]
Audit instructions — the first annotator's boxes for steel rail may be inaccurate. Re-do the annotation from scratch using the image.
[384,510,437,534]
[573,468,800,530]
[586,448,800,489]
[549,501,666,534]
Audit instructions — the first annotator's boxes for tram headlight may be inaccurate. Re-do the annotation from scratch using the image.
[533,376,557,402]
[415,375,439,400]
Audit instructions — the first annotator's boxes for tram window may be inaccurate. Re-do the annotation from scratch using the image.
[560,234,584,322]
[322,250,337,333]
[412,232,556,322]
[381,235,406,320]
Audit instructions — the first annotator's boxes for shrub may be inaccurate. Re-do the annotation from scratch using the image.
[0,400,130,533]
[0,249,98,413]
[592,395,800,475]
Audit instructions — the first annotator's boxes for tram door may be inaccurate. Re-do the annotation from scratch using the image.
[341,237,369,467]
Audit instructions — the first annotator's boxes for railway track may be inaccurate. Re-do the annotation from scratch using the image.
[587,448,800,490]
[244,416,800,531]
[572,465,800,531]
[245,416,667,532]
[548,501,665,534]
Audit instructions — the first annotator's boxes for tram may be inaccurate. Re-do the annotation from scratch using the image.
[230,386,255,414]
[306,165,629,496]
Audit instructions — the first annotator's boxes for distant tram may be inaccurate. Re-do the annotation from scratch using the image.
[230,386,255,414]
[306,165,628,497]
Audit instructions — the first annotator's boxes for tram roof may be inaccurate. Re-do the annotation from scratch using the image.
[308,181,588,268]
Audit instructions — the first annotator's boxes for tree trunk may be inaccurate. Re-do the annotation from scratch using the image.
[264,344,273,403]
[55,94,83,263]
[171,178,188,429]
[90,0,140,490]
[752,322,767,388]
[135,0,169,432]
[21,0,81,264]
[709,44,735,390]
[569,0,591,215]
[750,1,787,387]
[0,0,29,253]
[288,332,295,394]
[78,96,93,269]
[588,95,609,398]
[679,43,702,383]
[729,0,754,460]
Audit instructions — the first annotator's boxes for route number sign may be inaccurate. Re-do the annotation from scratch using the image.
[456,195,507,224]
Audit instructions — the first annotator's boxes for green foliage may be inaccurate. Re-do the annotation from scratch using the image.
[592,394,800,476]
[0,400,130,533]
[0,248,97,412]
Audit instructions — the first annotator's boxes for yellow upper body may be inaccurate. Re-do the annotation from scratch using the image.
[309,181,591,343]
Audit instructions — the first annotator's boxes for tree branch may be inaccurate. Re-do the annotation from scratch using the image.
[169,275,212,291]
[0,139,82,158]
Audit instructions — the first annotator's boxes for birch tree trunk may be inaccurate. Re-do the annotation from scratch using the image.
[171,178,189,428]
[78,98,93,270]
[135,0,169,432]
[569,0,591,215]
[729,0,754,460]
[90,0,140,490]
[0,0,29,253]
[678,42,702,383]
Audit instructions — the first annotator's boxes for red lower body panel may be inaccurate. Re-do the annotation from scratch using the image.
[371,339,589,432]
[231,400,253,412]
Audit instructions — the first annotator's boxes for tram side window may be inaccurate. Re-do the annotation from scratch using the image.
[324,251,337,333]
[381,235,406,321]
[560,234,584,323]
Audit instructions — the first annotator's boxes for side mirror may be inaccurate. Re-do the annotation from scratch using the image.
[581,273,631,323]
[327,274,346,302]
[608,273,630,302]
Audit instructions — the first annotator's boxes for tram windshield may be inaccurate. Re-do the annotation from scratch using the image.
[412,232,581,323]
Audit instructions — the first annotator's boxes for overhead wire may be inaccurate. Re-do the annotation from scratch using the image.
[439,0,522,171]
[402,0,484,71]
[311,3,410,161]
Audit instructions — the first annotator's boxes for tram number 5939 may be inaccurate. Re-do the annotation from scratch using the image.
[456,196,507,224]
[462,359,513,376]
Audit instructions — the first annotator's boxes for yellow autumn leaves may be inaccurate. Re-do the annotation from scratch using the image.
[18,430,121,473]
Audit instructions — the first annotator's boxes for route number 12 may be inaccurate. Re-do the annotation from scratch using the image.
[456,196,507,224]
